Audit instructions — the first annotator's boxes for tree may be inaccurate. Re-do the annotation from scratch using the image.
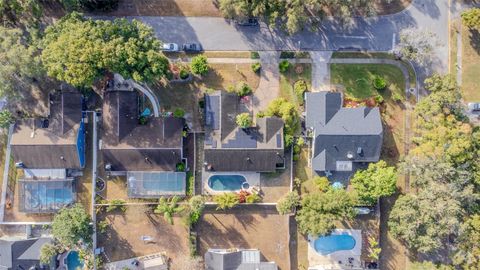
[313,176,330,192]
[41,12,169,87]
[214,193,239,210]
[190,55,209,76]
[154,196,184,225]
[0,0,42,27]
[51,204,92,248]
[461,8,480,29]
[40,243,61,264]
[0,27,43,99]
[350,161,397,205]
[236,113,252,128]
[264,98,299,145]
[409,261,454,270]
[234,81,253,97]
[276,191,300,215]
[184,195,205,226]
[396,28,438,66]
[452,215,480,270]
[0,110,13,128]
[296,189,356,236]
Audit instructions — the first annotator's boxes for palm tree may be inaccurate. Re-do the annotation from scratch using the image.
[154,196,184,225]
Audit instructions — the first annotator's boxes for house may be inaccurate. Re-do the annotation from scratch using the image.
[203,91,285,172]
[10,91,84,213]
[205,249,278,270]
[305,92,383,181]
[0,237,52,270]
[100,90,187,198]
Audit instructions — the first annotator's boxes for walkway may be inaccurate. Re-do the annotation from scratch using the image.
[253,51,280,116]
[310,51,333,92]
[0,124,14,222]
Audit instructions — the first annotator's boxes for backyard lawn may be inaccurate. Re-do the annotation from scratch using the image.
[461,27,480,102]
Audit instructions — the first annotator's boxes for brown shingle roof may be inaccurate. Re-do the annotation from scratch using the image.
[204,149,284,172]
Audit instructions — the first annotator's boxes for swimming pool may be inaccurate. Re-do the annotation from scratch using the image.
[313,233,356,255]
[208,175,247,191]
[65,251,84,270]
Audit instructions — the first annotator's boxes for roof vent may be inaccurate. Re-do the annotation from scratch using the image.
[357,147,363,156]
[60,156,65,160]
[105,163,112,170]
[347,152,354,159]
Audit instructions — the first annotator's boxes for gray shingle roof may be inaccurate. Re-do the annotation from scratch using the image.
[306,92,383,172]
[205,249,278,270]
[0,237,52,270]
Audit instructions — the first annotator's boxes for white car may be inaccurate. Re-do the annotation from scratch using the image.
[162,43,179,52]
[468,102,480,112]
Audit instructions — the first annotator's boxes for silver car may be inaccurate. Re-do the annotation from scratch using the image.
[162,43,179,52]
[468,102,480,111]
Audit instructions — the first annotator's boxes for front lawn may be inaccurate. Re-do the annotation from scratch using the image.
[330,63,405,100]
[461,27,480,102]
[279,63,312,111]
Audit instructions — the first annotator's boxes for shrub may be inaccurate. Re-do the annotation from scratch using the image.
[226,84,236,93]
[176,162,186,172]
[97,220,109,233]
[106,199,127,212]
[293,154,299,161]
[40,243,60,264]
[280,51,295,58]
[250,51,260,59]
[184,195,205,227]
[293,145,301,154]
[237,190,250,203]
[0,110,13,128]
[256,111,265,118]
[236,81,253,97]
[186,172,194,196]
[279,60,291,73]
[374,94,384,104]
[189,234,197,257]
[251,62,261,73]
[285,134,294,148]
[276,191,300,215]
[214,193,239,210]
[296,137,305,146]
[294,80,308,101]
[313,176,330,192]
[179,69,190,80]
[235,113,252,128]
[372,75,387,90]
[173,108,185,118]
[138,115,147,125]
[392,92,404,102]
[190,55,209,76]
[154,196,184,225]
[246,193,261,203]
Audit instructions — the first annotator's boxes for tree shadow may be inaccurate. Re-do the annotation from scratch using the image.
[468,29,480,55]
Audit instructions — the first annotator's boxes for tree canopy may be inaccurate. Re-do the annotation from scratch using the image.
[452,214,480,270]
[41,12,169,87]
[396,28,438,66]
[236,113,253,128]
[217,0,375,34]
[276,191,300,215]
[296,189,356,236]
[350,160,397,205]
[190,55,209,76]
[461,8,480,30]
[51,204,92,248]
[0,0,42,27]
[264,98,299,146]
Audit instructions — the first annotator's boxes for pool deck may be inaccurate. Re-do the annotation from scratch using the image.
[308,229,362,270]
[202,170,260,195]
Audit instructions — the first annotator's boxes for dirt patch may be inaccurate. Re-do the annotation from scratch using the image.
[197,207,291,270]
[260,149,291,203]
[98,205,190,270]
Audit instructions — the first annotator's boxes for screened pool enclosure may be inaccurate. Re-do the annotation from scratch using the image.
[19,179,75,213]
[127,171,186,198]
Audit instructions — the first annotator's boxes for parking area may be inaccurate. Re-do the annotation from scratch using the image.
[197,206,291,270]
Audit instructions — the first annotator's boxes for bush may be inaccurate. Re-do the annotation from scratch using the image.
[250,51,260,59]
[186,172,194,196]
[189,234,197,257]
[293,145,301,154]
[374,94,384,104]
[246,193,261,203]
[372,75,387,90]
[296,137,305,146]
[0,110,14,128]
[392,92,404,102]
[236,113,252,128]
[236,82,253,97]
[138,115,148,125]
[280,51,295,58]
[276,191,300,215]
[184,195,205,227]
[179,69,190,80]
[294,80,308,101]
[106,199,126,212]
[40,243,60,264]
[279,60,291,73]
[313,176,330,192]
[176,162,186,172]
[237,190,249,203]
[97,220,109,233]
[285,134,294,148]
[214,193,239,210]
[190,55,209,76]
[173,108,185,118]
[251,62,261,73]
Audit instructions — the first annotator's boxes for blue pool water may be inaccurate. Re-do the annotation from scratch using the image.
[27,185,73,209]
[66,251,84,270]
[208,175,247,191]
[313,234,356,255]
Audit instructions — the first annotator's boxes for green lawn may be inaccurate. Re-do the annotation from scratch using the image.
[330,63,405,100]
[279,63,312,111]
[461,27,480,102]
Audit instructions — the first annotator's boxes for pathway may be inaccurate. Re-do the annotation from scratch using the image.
[0,124,14,222]
[310,51,333,92]
[252,51,280,116]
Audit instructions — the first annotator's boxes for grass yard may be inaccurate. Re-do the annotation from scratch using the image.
[153,63,260,131]
[279,63,312,111]
[461,27,480,102]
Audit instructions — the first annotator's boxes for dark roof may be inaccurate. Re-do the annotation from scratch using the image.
[101,91,184,172]
[205,149,284,172]
[205,250,278,270]
[0,237,52,270]
[305,92,383,172]
[204,92,284,172]
[11,91,83,169]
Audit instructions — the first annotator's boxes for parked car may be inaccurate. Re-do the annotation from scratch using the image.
[468,102,480,111]
[235,17,259,26]
[354,207,371,215]
[182,43,203,52]
[162,43,179,52]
